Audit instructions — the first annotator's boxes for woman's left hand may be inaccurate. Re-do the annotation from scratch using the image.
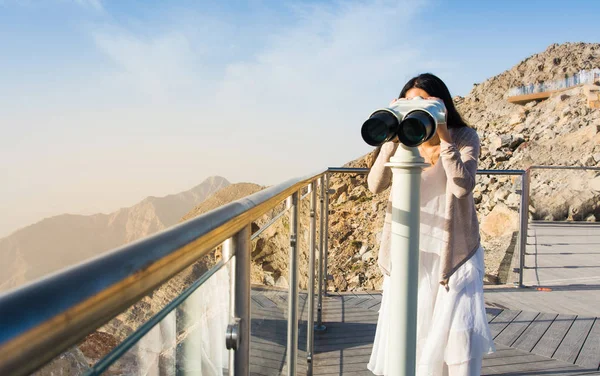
[425,96,452,143]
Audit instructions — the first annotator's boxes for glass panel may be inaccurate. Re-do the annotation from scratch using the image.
[100,259,232,375]
[530,168,595,222]
[31,249,231,376]
[525,168,600,288]
[249,199,290,375]
[475,173,522,285]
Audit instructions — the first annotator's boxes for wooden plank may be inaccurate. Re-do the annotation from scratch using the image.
[486,307,503,323]
[314,353,372,366]
[576,318,600,369]
[495,310,539,346]
[507,91,553,104]
[512,312,558,352]
[554,316,595,364]
[252,293,278,308]
[481,344,595,376]
[533,314,577,358]
[489,309,521,338]
[367,301,381,311]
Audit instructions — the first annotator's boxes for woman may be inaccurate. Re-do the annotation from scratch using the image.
[366,73,495,376]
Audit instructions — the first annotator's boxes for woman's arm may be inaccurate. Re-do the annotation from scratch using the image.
[439,127,480,198]
[367,141,399,194]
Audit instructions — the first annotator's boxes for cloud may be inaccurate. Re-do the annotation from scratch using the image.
[93,28,199,101]
[89,0,438,178]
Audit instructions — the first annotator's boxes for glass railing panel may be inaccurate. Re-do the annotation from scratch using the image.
[326,171,381,293]
[248,190,315,375]
[474,173,523,285]
[95,257,232,375]
[526,167,600,288]
[249,199,291,376]
[529,168,596,222]
[31,247,230,376]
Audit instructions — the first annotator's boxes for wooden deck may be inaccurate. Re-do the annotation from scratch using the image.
[485,222,600,316]
[249,289,600,375]
[249,223,600,375]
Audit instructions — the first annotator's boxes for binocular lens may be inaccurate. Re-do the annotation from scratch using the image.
[361,111,399,147]
[398,111,435,147]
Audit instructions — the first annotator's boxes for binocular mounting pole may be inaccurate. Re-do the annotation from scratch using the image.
[385,144,428,376]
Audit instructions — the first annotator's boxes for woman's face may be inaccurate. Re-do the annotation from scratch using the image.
[404,87,430,99]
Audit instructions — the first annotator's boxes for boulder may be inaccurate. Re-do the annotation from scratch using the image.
[480,203,519,239]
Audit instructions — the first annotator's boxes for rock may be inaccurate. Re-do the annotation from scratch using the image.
[508,110,527,127]
[525,100,538,109]
[275,276,288,288]
[489,133,513,152]
[358,244,369,256]
[581,154,595,166]
[264,274,275,286]
[330,183,348,200]
[336,192,348,205]
[594,153,600,163]
[586,214,596,222]
[480,203,519,239]
[494,188,510,202]
[349,186,367,200]
[505,193,521,208]
[361,250,374,262]
[509,134,525,150]
[494,151,511,162]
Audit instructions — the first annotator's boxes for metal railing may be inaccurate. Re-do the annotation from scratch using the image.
[323,168,529,289]
[508,68,600,97]
[0,166,532,376]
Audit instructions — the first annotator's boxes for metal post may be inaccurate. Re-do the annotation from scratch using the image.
[316,177,326,331]
[323,173,330,295]
[386,145,428,376]
[287,192,300,376]
[306,182,317,375]
[230,227,251,375]
[518,169,530,288]
[223,239,235,375]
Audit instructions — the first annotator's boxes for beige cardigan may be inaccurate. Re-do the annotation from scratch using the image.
[367,126,481,288]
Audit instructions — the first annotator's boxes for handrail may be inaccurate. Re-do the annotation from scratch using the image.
[530,165,600,171]
[0,170,326,376]
[328,167,526,176]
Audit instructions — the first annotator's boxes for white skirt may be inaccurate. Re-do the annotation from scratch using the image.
[367,246,495,376]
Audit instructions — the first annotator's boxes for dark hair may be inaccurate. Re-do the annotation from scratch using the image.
[399,73,468,129]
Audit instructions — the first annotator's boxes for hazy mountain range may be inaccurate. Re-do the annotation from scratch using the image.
[0,176,230,293]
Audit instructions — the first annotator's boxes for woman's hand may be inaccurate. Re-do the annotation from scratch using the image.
[424,96,452,143]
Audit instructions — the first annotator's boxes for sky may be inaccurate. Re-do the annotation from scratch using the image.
[0,0,599,237]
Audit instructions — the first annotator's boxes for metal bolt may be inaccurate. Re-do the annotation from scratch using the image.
[225,318,241,350]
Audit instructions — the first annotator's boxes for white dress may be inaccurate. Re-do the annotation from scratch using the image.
[367,160,495,376]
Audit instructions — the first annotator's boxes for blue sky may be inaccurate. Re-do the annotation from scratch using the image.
[0,0,598,236]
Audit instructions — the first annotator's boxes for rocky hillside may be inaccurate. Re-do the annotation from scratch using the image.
[0,176,229,293]
[322,42,600,292]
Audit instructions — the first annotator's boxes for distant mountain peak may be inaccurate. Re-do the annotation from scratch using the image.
[0,175,232,293]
